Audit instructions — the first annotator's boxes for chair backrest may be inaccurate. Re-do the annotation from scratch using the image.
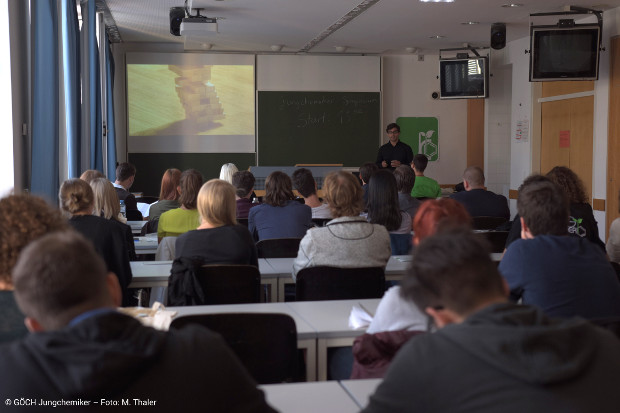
[237,217,249,227]
[256,238,302,258]
[195,265,261,304]
[126,209,143,221]
[140,216,159,235]
[312,218,331,227]
[588,316,620,339]
[389,233,412,255]
[475,231,509,253]
[472,216,508,230]
[155,236,176,260]
[295,266,386,301]
[170,313,298,384]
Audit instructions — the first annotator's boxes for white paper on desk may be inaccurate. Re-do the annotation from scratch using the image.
[349,305,374,330]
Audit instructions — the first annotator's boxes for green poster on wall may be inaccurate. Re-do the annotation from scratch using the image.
[396,117,439,161]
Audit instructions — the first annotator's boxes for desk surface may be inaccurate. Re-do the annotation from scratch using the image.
[287,299,380,339]
[261,381,359,413]
[340,379,382,409]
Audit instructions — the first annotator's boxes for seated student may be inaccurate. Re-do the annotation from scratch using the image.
[219,163,238,184]
[506,166,605,251]
[362,227,620,413]
[175,179,257,266]
[352,198,471,379]
[90,177,136,261]
[607,189,620,263]
[393,165,421,218]
[232,170,259,219]
[59,178,134,307]
[291,168,332,219]
[500,180,620,319]
[450,166,509,219]
[410,154,441,199]
[248,171,312,241]
[148,168,181,222]
[367,170,412,255]
[0,194,68,343]
[113,162,142,221]
[158,169,202,240]
[79,169,104,184]
[359,162,379,210]
[0,231,276,413]
[292,171,390,280]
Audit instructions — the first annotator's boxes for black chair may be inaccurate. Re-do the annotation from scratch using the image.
[475,231,509,253]
[195,265,261,305]
[170,313,299,384]
[237,218,249,227]
[588,316,620,339]
[140,217,159,235]
[126,209,143,221]
[389,233,412,255]
[472,216,508,230]
[295,266,386,301]
[256,238,302,258]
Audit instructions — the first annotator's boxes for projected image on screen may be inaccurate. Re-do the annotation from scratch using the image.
[127,64,253,136]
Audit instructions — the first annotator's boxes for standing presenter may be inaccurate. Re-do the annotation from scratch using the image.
[376,123,413,171]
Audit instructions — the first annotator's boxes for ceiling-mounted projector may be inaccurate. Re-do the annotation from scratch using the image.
[180,16,218,36]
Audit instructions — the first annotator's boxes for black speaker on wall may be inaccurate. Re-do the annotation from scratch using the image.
[170,7,186,36]
[491,23,506,50]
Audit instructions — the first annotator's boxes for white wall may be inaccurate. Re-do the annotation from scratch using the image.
[381,54,468,185]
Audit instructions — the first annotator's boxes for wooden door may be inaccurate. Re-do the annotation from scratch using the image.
[540,82,594,201]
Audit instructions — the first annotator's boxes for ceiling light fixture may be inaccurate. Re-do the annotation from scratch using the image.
[270,44,284,52]
[461,21,480,25]
[405,47,418,53]
[501,3,523,7]
[429,35,446,39]
[335,46,348,53]
[420,0,455,2]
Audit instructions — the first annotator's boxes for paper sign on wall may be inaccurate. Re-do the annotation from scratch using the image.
[559,130,570,148]
[515,119,529,143]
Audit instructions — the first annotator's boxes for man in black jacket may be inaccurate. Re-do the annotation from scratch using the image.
[0,231,276,413]
[362,227,620,413]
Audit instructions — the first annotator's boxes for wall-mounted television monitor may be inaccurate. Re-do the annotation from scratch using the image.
[529,24,600,82]
[439,57,488,99]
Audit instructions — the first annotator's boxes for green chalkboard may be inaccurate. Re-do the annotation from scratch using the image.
[257,91,381,166]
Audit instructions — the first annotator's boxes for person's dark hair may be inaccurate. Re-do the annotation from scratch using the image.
[412,154,429,173]
[159,168,181,201]
[401,227,505,315]
[394,165,416,194]
[323,171,364,218]
[178,169,203,210]
[13,231,110,331]
[59,178,94,215]
[546,166,589,204]
[367,170,402,231]
[386,123,400,133]
[0,194,68,288]
[232,171,255,198]
[463,166,485,188]
[517,180,568,236]
[115,162,136,182]
[291,168,317,198]
[264,171,294,207]
[359,162,379,184]
[517,174,550,192]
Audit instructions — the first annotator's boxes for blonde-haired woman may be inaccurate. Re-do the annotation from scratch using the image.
[90,177,136,260]
[174,179,257,266]
[59,178,134,306]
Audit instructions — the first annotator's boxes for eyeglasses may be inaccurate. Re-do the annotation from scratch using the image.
[387,130,400,135]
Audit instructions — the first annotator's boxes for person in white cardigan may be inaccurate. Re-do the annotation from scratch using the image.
[292,171,391,280]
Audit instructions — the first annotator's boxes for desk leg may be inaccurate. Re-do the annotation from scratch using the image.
[298,338,316,382]
[277,279,285,302]
[261,279,277,303]
[317,337,356,381]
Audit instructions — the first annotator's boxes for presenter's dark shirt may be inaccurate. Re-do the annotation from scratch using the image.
[376,141,414,171]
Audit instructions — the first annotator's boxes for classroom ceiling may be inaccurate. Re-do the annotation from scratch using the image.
[101,0,620,54]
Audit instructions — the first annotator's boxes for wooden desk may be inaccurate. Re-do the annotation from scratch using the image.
[169,302,318,382]
[339,378,382,409]
[261,381,359,413]
[286,298,381,381]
